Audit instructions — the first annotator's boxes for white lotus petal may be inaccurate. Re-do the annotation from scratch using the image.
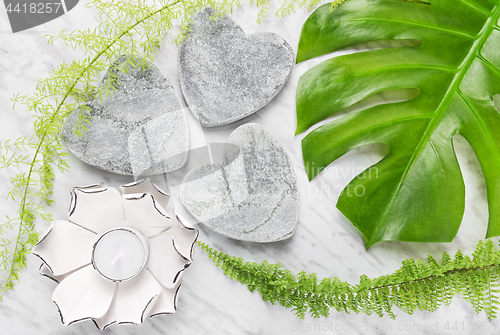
[39,263,85,284]
[148,233,190,289]
[169,212,195,229]
[114,269,162,325]
[52,265,117,326]
[74,182,108,191]
[122,193,174,238]
[39,263,60,283]
[120,178,170,209]
[167,213,198,262]
[68,187,124,234]
[94,269,161,328]
[32,220,96,276]
[93,295,117,330]
[149,278,183,317]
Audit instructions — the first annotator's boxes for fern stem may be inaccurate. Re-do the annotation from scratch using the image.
[370,265,497,291]
[0,141,42,297]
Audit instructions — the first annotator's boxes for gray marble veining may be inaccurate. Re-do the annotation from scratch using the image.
[61,55,189,176]
[178,8,295,127]
[180,123,298,242]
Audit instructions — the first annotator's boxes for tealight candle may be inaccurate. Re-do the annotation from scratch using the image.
[92,228,149,282]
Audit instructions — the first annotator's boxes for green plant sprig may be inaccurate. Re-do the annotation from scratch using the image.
[198,239,500,320]
[0,0,333,301]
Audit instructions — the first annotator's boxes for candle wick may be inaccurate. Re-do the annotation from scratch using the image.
[111,251,123,264]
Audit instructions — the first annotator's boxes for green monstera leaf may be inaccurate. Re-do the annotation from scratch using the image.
[296,0,500,247]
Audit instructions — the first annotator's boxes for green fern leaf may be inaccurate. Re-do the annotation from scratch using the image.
[199,240,500,320]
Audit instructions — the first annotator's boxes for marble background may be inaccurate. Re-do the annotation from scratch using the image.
[0,1,497,334]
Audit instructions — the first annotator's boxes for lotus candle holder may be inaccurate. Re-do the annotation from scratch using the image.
[32,179,198,329]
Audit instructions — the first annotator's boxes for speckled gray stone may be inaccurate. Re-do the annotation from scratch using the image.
[178,8,295,127]
[61,55,189,176]
[180,123,298,243]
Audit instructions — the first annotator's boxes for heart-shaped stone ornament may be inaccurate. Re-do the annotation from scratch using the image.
[61,55,189,176]
[178,8,295,127]
[180,123,298,243]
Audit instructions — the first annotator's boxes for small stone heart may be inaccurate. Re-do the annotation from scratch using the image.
[61,55,189,176]
[180,123,298,243]
[178,8,295,127]
[6,0,79,33]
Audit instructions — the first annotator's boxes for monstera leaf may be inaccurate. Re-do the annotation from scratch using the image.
[296,0,500,247]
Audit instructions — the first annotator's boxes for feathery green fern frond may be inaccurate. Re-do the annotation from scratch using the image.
[198,240,500,320]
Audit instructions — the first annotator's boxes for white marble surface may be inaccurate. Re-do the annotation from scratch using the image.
[0,1,497,334]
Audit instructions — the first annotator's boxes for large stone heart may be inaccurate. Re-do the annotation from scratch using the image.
[5,0,79,33]
[61,55,189,176]
[178,8,295,127]
[180,123,298,243]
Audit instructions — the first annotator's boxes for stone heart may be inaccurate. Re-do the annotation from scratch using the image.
[178,8,295,127]
[180,123,298,243]
[5,0,79,33]
[61,55,189,176]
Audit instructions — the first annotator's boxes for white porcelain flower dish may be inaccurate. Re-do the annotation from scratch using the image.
[32,179,198,330]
